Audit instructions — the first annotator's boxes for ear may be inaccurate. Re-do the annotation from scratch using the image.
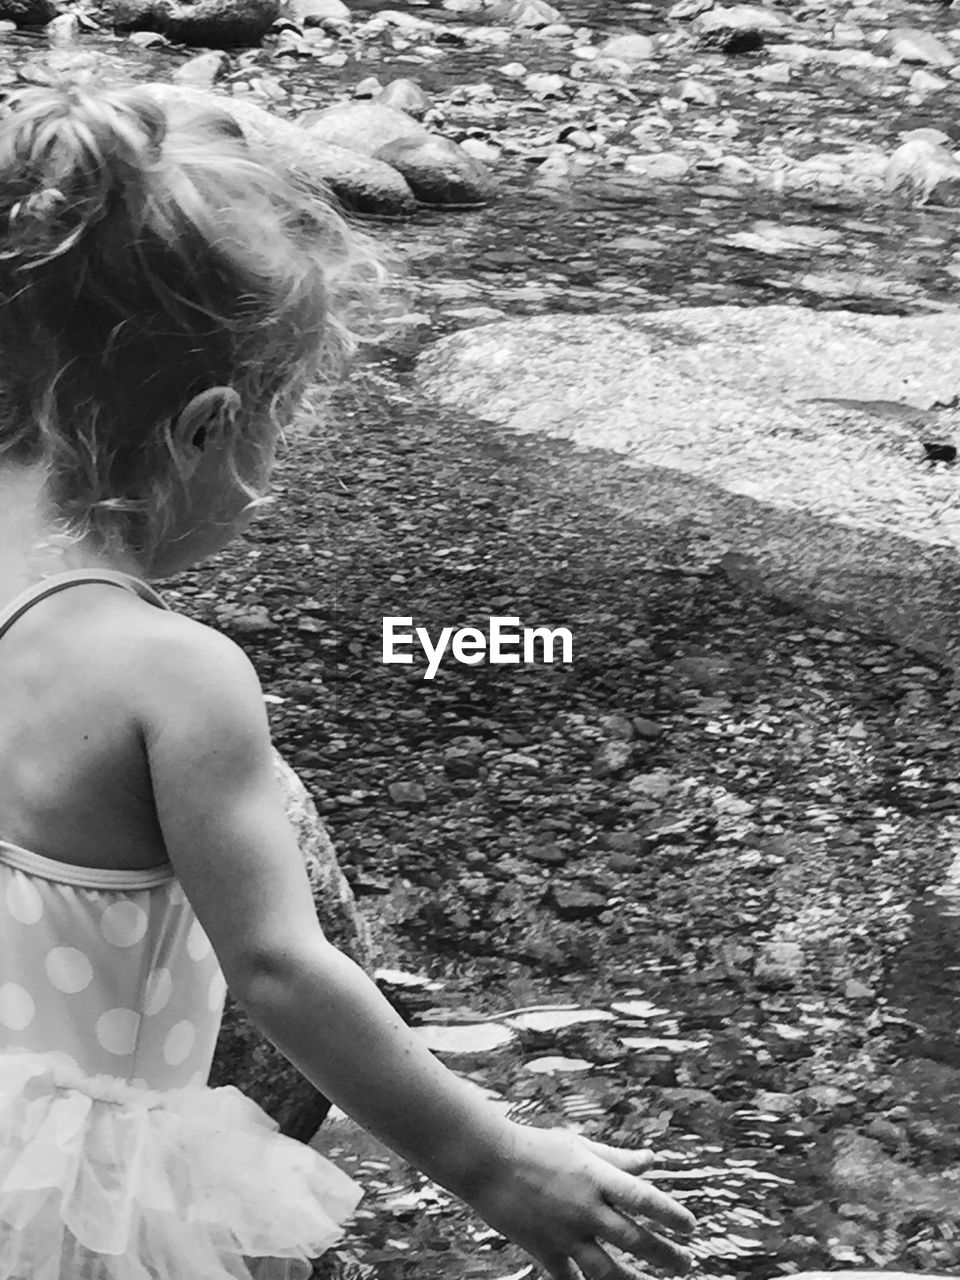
[171,387,241,473]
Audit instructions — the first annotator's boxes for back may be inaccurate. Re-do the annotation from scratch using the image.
[0,571,184,871]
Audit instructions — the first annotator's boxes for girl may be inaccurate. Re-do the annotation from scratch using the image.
[0,84,696,1280]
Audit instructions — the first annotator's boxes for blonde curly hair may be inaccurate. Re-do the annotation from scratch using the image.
[0,83,387,565]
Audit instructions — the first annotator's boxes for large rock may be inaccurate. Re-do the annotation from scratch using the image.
[303,100,433,156]
[416,306,960,673]
[209,752,374,1141]
[109,0,279,46]
[305,101,494,206]
[0,0,57,23]
[375,134,495,205]
[146,85,418,217]
[694,4,792,51]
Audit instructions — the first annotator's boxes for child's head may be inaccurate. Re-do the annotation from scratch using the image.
[0,84,383,574]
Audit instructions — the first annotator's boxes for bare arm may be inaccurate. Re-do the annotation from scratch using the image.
[138,617,695,1280]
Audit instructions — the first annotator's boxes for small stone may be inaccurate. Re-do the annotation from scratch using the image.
[524,71,566,96]
[490,0,561,27]
[599,713,634,741]
[172,50,228,85]
[627,770,673,799]
[217,605,277,633]
[598,32,655,63]
[283,0,347,19]
[671,653,732,692]
[353,75,383,97]
[377,77,432,117]
[388,781,428,808]
[803,1084,857,1109]
[753,1089,800,1115]
[844,978,875,1000]
[864,1117,903,1149]
[593,741,634,778]
[909,68,948,94]
[677,77,718,105]
[459,137,501,164]
[624,151,689,180]
[632,717,663,739]
[443,743,483,778]
[608,852,641,872]
[890,26,954,67]
[756,940,804,987]
[548,885,607,920]
[526,841,565,865]
[46,10,77,40]
[605,831,650,855]
[499,752,540,770]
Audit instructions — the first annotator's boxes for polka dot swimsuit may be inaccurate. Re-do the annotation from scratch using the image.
[0,570,361,1280]
[0,845,227,1090]
[0,569,226,1091]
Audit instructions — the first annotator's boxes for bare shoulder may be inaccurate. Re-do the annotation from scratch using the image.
[137,612,263,728]
[80,592,266,737]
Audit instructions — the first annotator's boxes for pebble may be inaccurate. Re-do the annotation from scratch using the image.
[526,841,565,864]
[217,605,277,633]
[755,941,804,987]
[548,886,608,919]
[387,781,428,808]
[599,713,634,741]
[592,741,634,778]
[598,32,655,63]
[172,50,227,85]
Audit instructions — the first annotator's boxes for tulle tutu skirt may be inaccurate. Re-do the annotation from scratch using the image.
[0,1049,362,1280]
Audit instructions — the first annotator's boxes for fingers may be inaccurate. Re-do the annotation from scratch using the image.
[546,1258,585,1280]
[598,1164,696,1237]
[578,1139,657,1176]
[573,1239,649,1280]
[593,1205,693,1275]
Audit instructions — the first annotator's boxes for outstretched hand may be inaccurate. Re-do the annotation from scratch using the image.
[466,1124,696,1280]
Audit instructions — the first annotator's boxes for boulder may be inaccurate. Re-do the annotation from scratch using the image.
[416,306,960,673]
[303,100,433,156]
[209,752,374,1140]
[109,0,279,46]
[694,4,791,51]
[147,85,418,217]
[303,100,494,206]
[0,0,56,21]
[375,134,495,205]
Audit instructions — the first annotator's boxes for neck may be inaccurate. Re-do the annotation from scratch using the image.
[0,465,145,595]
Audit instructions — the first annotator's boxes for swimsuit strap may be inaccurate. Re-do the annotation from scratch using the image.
[0,568,169,643]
